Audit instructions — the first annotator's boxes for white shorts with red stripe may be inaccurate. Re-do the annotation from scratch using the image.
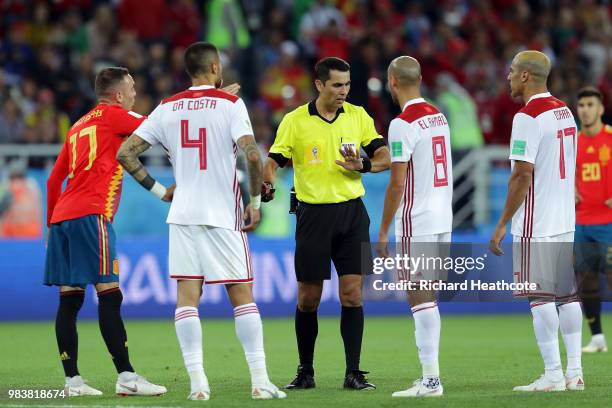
[512,232,576,299]
[396,232,451,283]
[169,224,253,284]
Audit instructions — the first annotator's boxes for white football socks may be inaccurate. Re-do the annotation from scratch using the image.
[175,307,209,393]
[411,302,441,379]
[234,303,270,387]
[530,301,563,381]
[558,301,583,375]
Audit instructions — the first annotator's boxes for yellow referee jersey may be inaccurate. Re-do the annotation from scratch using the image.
[269,101,384,204]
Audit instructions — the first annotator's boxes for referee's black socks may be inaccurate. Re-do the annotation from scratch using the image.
[341,305,364,373]
[295,307,318,372]
[56,290,85,378]
[98,288,134,373]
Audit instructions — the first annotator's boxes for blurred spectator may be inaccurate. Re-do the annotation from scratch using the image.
[62,10,89,56]
[24,89,70,144]
[87,4,115,60]
[0,161,43,239]
[205,0,251,52]
[1,22,36,78]
[435,73,483,150]
[315,19,350,61]
[299,0,346,57]
[259,41,312,125]
[0,98,25,144]
[118,0,167,42]
[490,88,523,145]
[25,3,54,50]
[168,0,201,49]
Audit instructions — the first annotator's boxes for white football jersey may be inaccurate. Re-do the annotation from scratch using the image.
[389,98,453,238]
[508,92,577,238]
[135,85,254,230]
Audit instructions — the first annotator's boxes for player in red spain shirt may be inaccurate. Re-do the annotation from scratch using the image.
[574,86,612,354]
[44,67,168,396]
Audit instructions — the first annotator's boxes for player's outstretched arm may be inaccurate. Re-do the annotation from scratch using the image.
[489,160,534,255]
[237,135,263,231]
[117,134,173,202]
[369,146,391,173]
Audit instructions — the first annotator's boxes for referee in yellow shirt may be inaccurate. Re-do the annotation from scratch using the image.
[263,57,390,390]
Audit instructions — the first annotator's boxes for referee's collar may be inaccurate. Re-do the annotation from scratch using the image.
[189,85,216,90]
[402,98,426,111]
[308,100,345,124]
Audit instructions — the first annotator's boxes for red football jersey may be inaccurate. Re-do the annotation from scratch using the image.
[47,104,145,225]
[576,124,612,225]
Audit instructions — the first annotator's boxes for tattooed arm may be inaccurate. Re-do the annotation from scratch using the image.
[116,134,174,201]
[237,134,263,231]
[237,135,263,197]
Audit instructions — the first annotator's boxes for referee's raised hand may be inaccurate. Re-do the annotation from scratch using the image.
[335,145,364,171]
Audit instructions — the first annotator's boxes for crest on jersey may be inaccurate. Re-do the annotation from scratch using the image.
[599,144,610,166]
[306,145,322,165]
[587,145,595,154]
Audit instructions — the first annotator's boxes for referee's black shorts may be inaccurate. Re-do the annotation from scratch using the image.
[294,197,373,281]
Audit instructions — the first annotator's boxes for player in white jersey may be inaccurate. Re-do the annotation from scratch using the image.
[489,51,583,392]
[377,56,453,398]
[116,42,286,401]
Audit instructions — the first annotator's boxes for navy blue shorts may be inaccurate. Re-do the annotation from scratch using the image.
[575,223,612,274]
[44,214,119,288]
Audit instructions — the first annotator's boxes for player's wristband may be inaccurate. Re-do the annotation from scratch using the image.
[150,181,167,200]
[359,157,372,173]
[250,195,261,210]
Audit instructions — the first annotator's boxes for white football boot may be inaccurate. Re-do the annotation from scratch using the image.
[188,390,210,400]
[582,334,608,353]
[513,374,566,392]
[565,372,585,391]
[252,382,287,400]
[115,372,167,396]
[64,376,103,396]
[392,377,443,397]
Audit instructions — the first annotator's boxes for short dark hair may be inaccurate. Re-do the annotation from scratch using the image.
[577,86,603,102]
[184,42,220,78]
[95,67,129,97]
[314,57,350,83]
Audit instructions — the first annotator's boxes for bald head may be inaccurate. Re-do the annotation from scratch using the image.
[513,50,551,83]
[388,56,421,87]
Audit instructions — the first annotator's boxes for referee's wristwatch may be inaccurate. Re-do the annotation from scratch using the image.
[262,182,275,202]
[359,157,372,173]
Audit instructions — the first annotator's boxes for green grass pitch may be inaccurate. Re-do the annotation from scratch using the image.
[1,314,610,407]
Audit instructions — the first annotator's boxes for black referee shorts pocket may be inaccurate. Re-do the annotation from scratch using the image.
[360,199,371,226]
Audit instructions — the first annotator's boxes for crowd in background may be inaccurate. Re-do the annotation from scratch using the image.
[0,0,611,161]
